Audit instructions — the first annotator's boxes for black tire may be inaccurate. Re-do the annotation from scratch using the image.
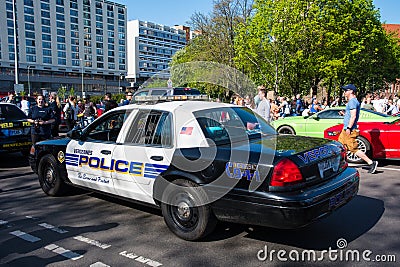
[160,179,217,241]
[277,125,296,135]
[347,136,370,164]
[38,154,69,196]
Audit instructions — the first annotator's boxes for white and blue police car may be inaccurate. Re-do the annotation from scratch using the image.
[30,96,359,240]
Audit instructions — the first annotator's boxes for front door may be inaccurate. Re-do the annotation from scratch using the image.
[66,110,128,194]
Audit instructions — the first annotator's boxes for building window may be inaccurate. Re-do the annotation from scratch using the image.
[57,36,65,43]
[58,58,66,65]
[57,29,65,36]
[43,57,52,64]
[70,10,78,17]
[26,55,36,62]
[43,42,51,49]
[84,47,92,54]
[43,49,52,56]
[24,7,34,15]
[97,63,104,68]
[97,56,103,61]
[58,51,66,58]
[41,11,50,18]
[56,14,65,21]
[71,24,79,31]
[41,2,50,10]
[26,39,35,46]
[71,17,78,24]
[96,22,103,28]
[71,32,79,38]
[42,18,50,25]
[70,2,78,9]
[25,32,35,39]
[96,48,103,55]
[56,0,64,5]
[72,60,80,66]
[119,65,125,70]
[72,45,79,52]
[25,0,34,6]
[57,43,66,50]
[108,63,115,69]
[26,47,36,54]
[96,8,103,15]
[56,21,65,28]
[42,34,51,41]
[25,23,35,31]
[25,15,35,23]
[72,52,80,59]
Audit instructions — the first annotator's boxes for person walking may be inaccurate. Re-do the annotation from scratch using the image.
[82,96,97,125]
[27,94,55,144]
[255,86,271,122]
[338,84,378,174]
[48,92,62,137]
[63,95,79,131]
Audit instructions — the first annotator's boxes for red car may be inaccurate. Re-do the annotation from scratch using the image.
[324,119,400,163]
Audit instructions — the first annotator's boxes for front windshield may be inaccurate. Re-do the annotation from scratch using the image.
[194,107,276,143]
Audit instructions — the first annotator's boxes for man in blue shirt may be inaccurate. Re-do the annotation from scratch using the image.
[338,84,378,173]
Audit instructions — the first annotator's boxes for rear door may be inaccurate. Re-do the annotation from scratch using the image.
[111,109,174,204]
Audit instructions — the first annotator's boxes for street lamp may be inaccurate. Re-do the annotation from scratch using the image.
[80,58,84,98]
[118,73,122,93]
[27,66,31,96]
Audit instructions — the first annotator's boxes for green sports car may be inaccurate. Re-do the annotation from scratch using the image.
[271,107,397,138]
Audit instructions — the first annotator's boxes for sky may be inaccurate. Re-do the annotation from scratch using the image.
[117,0,400,27]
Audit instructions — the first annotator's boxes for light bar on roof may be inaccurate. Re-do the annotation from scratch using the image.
[134,95,209,103]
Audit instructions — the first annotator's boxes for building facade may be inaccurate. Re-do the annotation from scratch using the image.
[126,20,187,87]
[0,0,127,97]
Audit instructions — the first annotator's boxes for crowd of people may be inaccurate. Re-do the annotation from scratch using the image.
[230,86,400,121]
[2,91,125,145]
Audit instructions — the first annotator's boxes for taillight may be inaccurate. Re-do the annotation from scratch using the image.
[30,145,35,155]
[270,158,303,187]
[340,147,348,171]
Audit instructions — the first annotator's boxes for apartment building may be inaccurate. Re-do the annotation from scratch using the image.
[0,0,127,97]
[126,20,187,86]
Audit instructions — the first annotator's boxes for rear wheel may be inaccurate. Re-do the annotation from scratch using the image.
[161,179,217,241]
[38,154,69,196]
[277,125,296,135]
[347,136,370,164]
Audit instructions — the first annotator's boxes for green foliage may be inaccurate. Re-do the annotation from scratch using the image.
[57,86,67,101]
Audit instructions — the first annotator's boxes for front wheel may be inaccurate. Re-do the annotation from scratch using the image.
[347,136,370,164]
[160,179,217,241]
[38,154,69,196]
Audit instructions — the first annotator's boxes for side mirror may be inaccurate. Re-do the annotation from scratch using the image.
[67,128,83,140]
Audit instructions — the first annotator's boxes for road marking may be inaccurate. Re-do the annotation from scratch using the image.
[38,223,68,234]
[0,220,8,225]
[26,215,39,220]
[45,244,83,261]
[379,167,400,172]
[90,262,110,267]
[73,235,111,249]
[10,230,41,242]
[119,251,162,267]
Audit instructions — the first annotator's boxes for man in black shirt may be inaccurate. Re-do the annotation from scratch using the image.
[27,95,55,144]
[104,92,118,112]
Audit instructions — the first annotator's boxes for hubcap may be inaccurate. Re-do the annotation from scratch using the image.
[177,202,191,219]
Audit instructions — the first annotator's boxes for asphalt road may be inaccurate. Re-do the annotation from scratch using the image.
[0,152,399,266]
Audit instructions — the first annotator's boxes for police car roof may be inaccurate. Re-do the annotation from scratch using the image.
[112,100,235,113]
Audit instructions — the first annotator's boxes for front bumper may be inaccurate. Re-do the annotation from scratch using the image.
[211,167,359,229]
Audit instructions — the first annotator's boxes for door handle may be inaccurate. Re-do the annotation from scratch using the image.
[101,150,111,155]
[150,156,164,161]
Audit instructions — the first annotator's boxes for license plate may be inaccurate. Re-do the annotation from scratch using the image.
[329,183,357,210]
[9,129,23,136]
[318,156,340,178]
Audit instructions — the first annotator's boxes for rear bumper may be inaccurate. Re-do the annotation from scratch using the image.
[212,168,359,229]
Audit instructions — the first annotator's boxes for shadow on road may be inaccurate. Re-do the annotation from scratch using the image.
[0,221,118,266]
[242,195,384,250]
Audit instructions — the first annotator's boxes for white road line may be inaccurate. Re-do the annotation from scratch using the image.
[90,262,111,267]
[38,223,68,234]
[10,230,41,242]
[45,244,83,261]
[379,167,400,172]
[0,220,8,225]
[26,215,39,220]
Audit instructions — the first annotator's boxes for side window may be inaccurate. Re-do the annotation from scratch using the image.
[124,110,172,147]
[135,90,149,97]
[85,111,128,142]
[151,89,167,96]
[317,110,342,119]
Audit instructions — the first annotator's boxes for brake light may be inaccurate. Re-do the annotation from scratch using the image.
[270,158,303,187]
[340,147,348,171]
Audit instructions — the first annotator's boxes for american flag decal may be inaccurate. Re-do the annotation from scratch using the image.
[180,127,193,135]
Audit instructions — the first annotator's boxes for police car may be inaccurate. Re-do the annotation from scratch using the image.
[29,96,359,240]
[0,103,31,155]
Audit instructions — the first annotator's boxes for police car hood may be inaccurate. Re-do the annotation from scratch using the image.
[36,137,71,147]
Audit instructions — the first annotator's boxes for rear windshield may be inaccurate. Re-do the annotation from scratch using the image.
[194,107,276,144]
[0,104,27,120]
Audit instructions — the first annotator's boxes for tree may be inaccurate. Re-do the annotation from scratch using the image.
[234,0,400,98]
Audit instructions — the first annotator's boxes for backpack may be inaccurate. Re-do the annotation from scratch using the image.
[65,103,75,120]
